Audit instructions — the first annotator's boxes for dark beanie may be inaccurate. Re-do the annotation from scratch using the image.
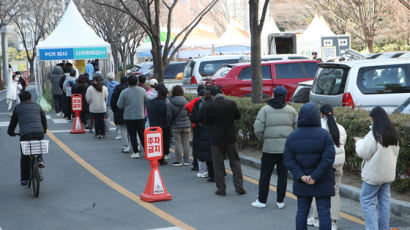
[274,86,287,98]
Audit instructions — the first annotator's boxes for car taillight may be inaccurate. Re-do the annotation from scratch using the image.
[191,76,197,85]
[342,92,355,108]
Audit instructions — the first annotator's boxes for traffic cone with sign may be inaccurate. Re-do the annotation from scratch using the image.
[70,94,85,134]
[140,127,171,202]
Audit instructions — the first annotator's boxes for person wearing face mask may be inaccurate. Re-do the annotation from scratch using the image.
[6,74,23,116]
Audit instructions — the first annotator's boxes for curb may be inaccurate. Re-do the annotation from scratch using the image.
[239,153,410,219]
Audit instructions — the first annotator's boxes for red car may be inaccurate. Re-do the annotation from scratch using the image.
[201,60,319,101]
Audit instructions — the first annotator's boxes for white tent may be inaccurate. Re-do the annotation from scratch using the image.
[37,0,110,61]
[178,24,219,58]
[261,17,281,55]
[215,20,251,54]
[297,14,335,57]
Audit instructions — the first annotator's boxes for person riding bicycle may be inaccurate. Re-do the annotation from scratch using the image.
[7,91,48,186]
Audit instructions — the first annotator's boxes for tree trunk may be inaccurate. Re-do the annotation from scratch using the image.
[250,0,263,103]
[151,39,164,83]
[365,37,374,53]
[28,58,34,82]
[129,52,135,66]
[111,46,119,75]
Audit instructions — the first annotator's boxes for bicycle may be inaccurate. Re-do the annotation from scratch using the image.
[19,137,49,197]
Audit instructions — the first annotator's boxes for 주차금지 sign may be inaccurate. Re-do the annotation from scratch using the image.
[39,47,108,61]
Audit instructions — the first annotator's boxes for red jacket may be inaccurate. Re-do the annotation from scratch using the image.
[186,97,200,127]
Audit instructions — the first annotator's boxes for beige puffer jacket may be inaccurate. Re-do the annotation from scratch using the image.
[355,128,399,185]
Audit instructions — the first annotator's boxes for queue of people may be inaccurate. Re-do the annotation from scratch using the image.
[45,65,400,230]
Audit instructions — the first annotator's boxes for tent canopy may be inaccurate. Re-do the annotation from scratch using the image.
[299,14,335,41]
[37,0,110,61]
[215,20,250,48]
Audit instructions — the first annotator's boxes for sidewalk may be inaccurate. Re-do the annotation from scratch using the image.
[237,149,410,219]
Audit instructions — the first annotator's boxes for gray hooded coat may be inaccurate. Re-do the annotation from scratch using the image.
[167,96,191,129]
[50,66,64,95]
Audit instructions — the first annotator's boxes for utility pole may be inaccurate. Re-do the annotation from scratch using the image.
[1,26,9,88]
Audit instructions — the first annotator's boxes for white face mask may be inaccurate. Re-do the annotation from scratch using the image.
[15,77,20,81]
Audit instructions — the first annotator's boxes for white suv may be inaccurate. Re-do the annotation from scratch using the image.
[182,55,244,85]
[310,59,410,113]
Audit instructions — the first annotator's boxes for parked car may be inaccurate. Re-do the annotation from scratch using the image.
[261,54,309,61]
[182,55,245,85]
[202,60,319,101]
[310,59,410,113]
[164,62,186,79]
[393,97,410,114]
[128,62,153,78]
[290,80,313,103]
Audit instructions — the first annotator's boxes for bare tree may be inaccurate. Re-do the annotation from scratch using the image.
[249,0,270,103]
[0,0,22,29]
[301,0,391,53]
[13,0,62,78]
[93,0,219,82]
[76,0,145,74]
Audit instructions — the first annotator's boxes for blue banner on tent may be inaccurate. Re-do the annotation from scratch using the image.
[39,48,74,60]
[39,47,108,60]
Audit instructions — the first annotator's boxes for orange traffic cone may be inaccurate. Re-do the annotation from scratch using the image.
[140,160,172,202]
[70,112,85,134]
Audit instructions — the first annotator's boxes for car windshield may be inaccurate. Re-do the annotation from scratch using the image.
[212,66,232,78]
[164,63,185,79]
[198,59,239,76]
[132,63,152,73]
[312,66,349,95]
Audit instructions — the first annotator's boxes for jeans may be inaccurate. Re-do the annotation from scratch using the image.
[125,119,145,153]
[297,196,331,230]
[118,124,130,148]
[258,153,288,203]
[212,143,244,192]
[52,94,63,113]
[172,128,191,163]
[360,182,391,230]
[91,112,105,136]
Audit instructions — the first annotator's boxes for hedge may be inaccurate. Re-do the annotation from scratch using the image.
[185,93,410,193]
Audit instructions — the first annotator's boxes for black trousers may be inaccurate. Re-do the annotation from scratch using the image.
[206,161,214,179]
[80,111,89,126]
[159,127,171,164]
[258,153,288,203]
[64,96,72,119]
[20,133,44,181]
[191,127,200,168]
[52,94,63,113]
[91,113,105,135]
[211,143,243,192]
[125,119,145,153]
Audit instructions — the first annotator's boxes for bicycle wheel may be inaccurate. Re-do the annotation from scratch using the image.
[32,163,40,197]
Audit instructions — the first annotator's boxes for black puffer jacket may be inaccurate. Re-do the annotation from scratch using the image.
[147,97,168,128]
[196,99,213,162]
[8,101,47,137]
[110,83,127,125]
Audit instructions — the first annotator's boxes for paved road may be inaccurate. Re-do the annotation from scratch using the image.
[0,90,409,230]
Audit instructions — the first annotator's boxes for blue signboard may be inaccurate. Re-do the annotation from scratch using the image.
[39,47,108,61]
[39,48,74,60]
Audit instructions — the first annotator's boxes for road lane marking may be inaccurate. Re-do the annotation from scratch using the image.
[52,118,68,124]
[0,121,9,127]
[47,130,197,230]
[173,147,365,226]
[48,128,116,133]
[46,115,51,119]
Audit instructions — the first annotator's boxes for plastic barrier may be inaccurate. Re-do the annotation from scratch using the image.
[70,94,85,134]
[140,127,172,202]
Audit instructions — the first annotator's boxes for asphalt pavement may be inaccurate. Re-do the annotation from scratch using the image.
[0,89,409,230]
